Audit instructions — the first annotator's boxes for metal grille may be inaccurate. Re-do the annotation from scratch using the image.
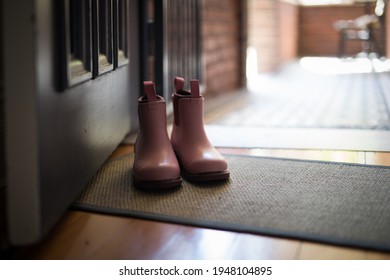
[0,0,7,247]
[0,52,4,193]
[166,0,201,96]
[0,71,4,192]
[153,0,202,101]
[0,0,5,192]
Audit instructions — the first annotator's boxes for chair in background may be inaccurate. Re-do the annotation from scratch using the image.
[334,0,387,57]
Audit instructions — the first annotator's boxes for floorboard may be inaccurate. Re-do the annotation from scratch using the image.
[298,242,366,260]
[225,234,300,260]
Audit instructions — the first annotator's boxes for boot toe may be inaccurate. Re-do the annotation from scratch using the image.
[187,157,228,174]
[134,163,180,182]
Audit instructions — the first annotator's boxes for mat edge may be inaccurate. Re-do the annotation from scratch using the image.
[70,203,390,254]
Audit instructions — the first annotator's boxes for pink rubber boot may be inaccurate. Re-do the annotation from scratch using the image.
[133,81,182,190]
[171,77,230,182]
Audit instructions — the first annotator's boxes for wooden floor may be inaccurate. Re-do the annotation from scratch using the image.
[8,64,390,259]
[10,144,390,260]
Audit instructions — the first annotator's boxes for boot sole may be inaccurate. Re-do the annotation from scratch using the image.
[133,176,182,191]
[181,169,230,182]
[175,156,230,182]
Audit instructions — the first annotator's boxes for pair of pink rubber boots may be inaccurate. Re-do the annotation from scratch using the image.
[133,77,230,190]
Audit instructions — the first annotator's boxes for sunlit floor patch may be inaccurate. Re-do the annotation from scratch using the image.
[299,56,390,75]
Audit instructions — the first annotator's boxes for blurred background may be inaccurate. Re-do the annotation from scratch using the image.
[2,0,390,247]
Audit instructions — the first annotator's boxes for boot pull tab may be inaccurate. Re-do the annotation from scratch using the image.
[190,80,200,97]
[143,81,157,101]
[174,77,185,92]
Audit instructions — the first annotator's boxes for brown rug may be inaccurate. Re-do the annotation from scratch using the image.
[72,153,390,252]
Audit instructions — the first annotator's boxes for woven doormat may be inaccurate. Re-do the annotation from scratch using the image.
[72,154,390,252]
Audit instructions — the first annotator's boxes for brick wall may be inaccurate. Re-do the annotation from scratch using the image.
[299,5,369,56]
[201,0,245,96]
[247,1,388,68]
[247,0,278,72]
[247,0,298,73]
[279,1,299,64]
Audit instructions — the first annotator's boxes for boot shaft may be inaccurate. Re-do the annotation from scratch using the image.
[138,98,167,138]
[137,82,168,140]
[171,78,209,147]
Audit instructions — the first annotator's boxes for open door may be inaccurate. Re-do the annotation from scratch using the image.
[3,0,140,245]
